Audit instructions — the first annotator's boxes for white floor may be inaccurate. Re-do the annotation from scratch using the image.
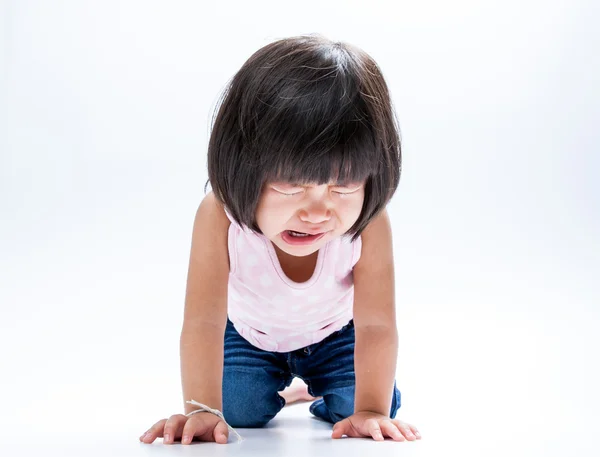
[1,309,597,456]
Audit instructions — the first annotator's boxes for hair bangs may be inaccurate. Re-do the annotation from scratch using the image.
[258,83,381,187]
[263,141,378,188]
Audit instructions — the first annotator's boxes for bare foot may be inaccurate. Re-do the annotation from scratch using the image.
[279,378,320,406]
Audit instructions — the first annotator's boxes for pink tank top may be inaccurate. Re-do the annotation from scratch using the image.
[224,209,362,352]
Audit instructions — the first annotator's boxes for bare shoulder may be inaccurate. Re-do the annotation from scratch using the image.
[197,191,231,229]
[354,208,394,273]
[192,190,231,274]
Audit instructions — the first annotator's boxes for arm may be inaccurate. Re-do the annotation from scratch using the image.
[352,208,398,416]
[180,192,231,414]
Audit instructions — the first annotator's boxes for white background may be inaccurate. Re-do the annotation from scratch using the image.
[1,0,598,455]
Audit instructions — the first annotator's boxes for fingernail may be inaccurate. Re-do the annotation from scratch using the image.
[164,433,170,442]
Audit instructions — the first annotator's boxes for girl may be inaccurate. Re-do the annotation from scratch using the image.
[139,34,421,445]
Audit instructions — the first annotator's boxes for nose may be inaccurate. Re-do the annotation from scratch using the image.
[298,199,332,224]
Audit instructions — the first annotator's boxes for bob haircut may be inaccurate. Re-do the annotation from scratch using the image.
[206,34,401,242]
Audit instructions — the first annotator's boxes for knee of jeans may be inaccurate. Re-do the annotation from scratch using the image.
[223,396,281,428]
[223,410,271,428]
[222,370,284,428]
[320,394,354,423]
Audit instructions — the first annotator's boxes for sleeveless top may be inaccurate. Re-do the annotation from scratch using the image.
[224,209,362,353]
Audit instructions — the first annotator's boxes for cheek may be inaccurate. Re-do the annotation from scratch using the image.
[254,198,272,230]
[256,197,291,230]
[351,203,364,222]
[337,198,364,225]
[347,193,365,212]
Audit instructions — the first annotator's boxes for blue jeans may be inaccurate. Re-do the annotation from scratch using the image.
[222,318,402,427]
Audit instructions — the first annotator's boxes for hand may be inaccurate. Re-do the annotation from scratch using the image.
[332,411,421,442]
[139,412,230,445]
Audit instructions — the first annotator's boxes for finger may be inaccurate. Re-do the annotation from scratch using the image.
[213,420,230,444]
[380,420,405,442]
[409,425,422,439]
[181,416,206,445]
[139,419,167,444]
[163,414,187,444]
[392,420,416,441]
[366,419,384,441]
[334,418,359,438]
[331,420,347,439]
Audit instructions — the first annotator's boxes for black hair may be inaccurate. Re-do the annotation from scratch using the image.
[206,33,401,241]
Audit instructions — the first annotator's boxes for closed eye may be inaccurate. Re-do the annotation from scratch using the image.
[272,187,303,196]
[333,187,361,195]
[272,184,362,196]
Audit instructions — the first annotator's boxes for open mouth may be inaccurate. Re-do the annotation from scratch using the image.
[281,230,327,245]
[288,230,313,237]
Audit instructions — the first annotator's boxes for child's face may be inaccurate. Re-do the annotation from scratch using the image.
[255,179,366,257]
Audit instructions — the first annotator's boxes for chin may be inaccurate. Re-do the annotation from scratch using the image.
[281,248,318,257]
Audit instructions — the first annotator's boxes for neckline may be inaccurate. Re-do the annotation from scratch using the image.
[263,236,327,289]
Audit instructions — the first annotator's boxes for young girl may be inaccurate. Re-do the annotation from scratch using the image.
[139,34,421,445]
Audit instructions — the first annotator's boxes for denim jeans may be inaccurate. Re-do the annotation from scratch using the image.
[222,318,402,427]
